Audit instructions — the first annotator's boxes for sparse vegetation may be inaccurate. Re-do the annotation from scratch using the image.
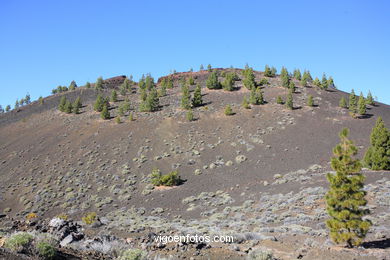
[242,96,250,109]
[116,248,147,260]
[293,69,301,80]
[325,128,371,247]
[186,110,194,121]
[364,117,390,170]
[264,65,276,77]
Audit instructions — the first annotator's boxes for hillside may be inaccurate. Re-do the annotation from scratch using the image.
[0,68,389,260]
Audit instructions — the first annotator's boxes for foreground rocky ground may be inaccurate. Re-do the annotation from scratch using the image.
[1,68,389,259]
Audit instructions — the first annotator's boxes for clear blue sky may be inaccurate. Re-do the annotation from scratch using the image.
[1,0,389,108]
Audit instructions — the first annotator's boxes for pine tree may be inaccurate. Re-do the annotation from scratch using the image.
[280,66,288,79]
[15,99,19,109]
[159,84,167,97]
[181,83,191,109]
[188,76,195,85]
[264,65,274,77]
[95,77,104,91]
[321,73,328,90]
[206,71,221,89]
[224,104,234,116]
[349,89,357,115]
[289,81,296,93]
[186,110,194,121]
[249,87,257,105]
[242,96,250,109]
[313,77,321,88]
[85,82,91,88]
[293,69,301,80]
[94,94,104,112]
[128,112,134,121]
[325,128,371,247]
[101,104,110,119]
[256,88,265,104]
[115,116,121,124]
[242,67,256,89]
[167,77,174,89]
[58,96,67,112]
[140,88,147,102]
[207,64,212,72]
[358,92,366,116]
[276,96,284,104]
[200,64,204,71]
[69,80,77,90]
[25,93,31,104]
[192,84,203,107]
[327,76,335,89]
[302,70,312,82]
[111,90,118,102]
[281,73,290,88]
[339,97,348,108]
[222,72,235,91]
[366,91,374,106]
[5,105,10,112]
[73,97,82,113]
[38,96,44,105]
[64,100,73,113]
[286,91,293,110]
[307,95,314,107]
[364,117,390,170]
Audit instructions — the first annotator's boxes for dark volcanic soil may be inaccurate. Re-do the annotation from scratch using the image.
[0,68,389,259]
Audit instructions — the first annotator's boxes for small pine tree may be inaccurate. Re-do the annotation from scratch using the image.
[242,96,250,109]
[186,110,194,121]
[58,96,67,112]
[281,73,290,88]
[264,65,273,77]
[307,95,314,107]
[206,71,221,89]
[339,97,348,108]
[325,128,371,247]
[115,116,121,124]
[289,81,296,93]
[167,77,174,89]
[302,70,312,82]
[286,91,293,110]
[207,64,212,72]
[69,80,77,90]
[313,77,321,88]
[327,76,335,88]
[249,87,258,105]
[85,82,91,88]
[94,94,104,112]
[293,69,301,80]
[300,78,307,87]
[224,104,234,116]
[364,117,390,170]
[128,112,134,121]
[349,89,357,115]
[95,77,104,91]
[181,83,191,109]
[5,105,10,112]
[38,96,44,105]
[242,67,256,89]
[188,76,195,85]
[159,84,167,97]
[321,73,328,90]
[358,93,366,116]
[276,96,284,104]
[101,104,110,120]
[222,72,235,91]
[200,64,204,71]
[192,84,203,107]
[111,90,118,102]
[64,100,73,113]
[366,91,374,106]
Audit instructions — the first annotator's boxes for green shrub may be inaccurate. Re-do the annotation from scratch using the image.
[307,95,314,107]
[224,104,234,116]
[206,71,221,89]
[242,96,250,109]
[276,96,284,104]
[339,97,347,108]
[151,169,182,186]
[37,241,56,259]
[116,248,147,260]
[4,232,33,252]
[82,212,97,225]
[186,110,194,121]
